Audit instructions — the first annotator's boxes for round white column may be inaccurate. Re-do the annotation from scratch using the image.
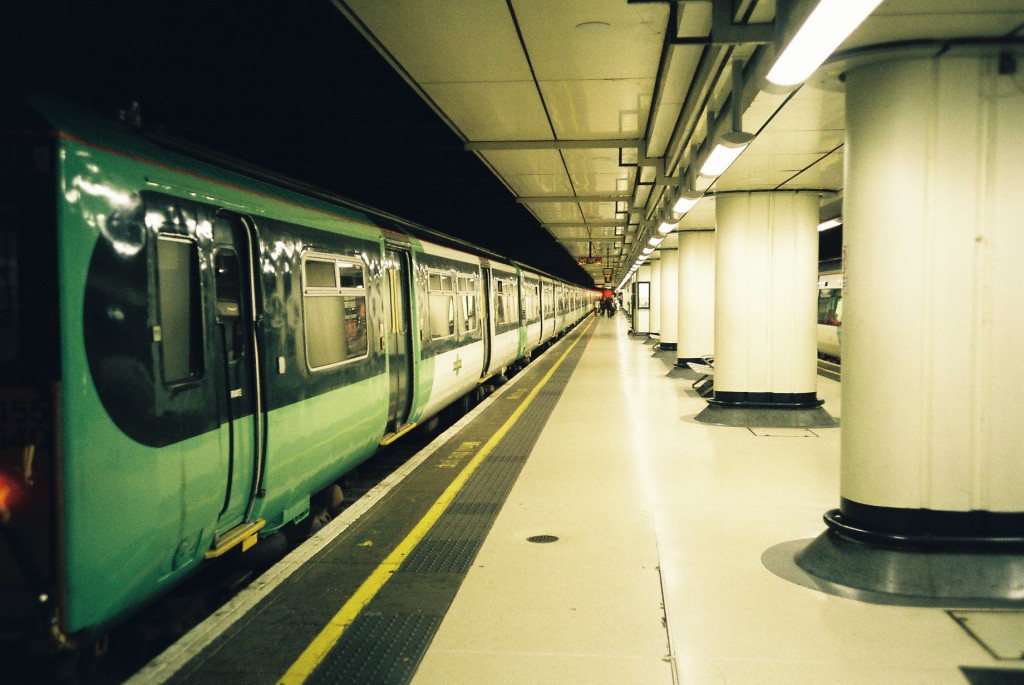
[658,234,679,350]
[649,256,662,337]
[677,230,716,365]
[713,191,820,407]
[838,49,1024,541]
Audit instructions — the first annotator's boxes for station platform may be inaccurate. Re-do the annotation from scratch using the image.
[129,312,1023,685]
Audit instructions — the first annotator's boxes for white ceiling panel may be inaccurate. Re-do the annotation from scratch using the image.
[513,0,666,81]
[480,150,572,196]
[541,78,654,140]
[343,0,531,84]
[548,225,598,241]
[424,82,551,141]
[780,149,845,190]
[578,202,621,222]
[528,202,584,225]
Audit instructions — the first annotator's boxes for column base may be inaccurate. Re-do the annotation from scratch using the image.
[709,391,824,409]
[760,529,1024,609]
[825,500,1024,550]
[694,404,837,429]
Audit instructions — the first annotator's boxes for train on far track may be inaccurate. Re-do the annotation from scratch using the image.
[0,94,594,659]
[816,268,843,361]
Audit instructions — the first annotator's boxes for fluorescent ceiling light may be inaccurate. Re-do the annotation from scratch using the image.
[700,131,754,177]
[642,246,655,255]
[767,0,883,87]
[817,218,842,232]
[657,220,678,235]
[672,192,702,215]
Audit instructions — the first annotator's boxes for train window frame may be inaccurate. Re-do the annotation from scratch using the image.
[427,269,456,340]
[155,234,205,386]
[457,273,479,334]
[301,252,369,372]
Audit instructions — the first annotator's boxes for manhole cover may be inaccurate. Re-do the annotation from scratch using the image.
[526,535,559,544]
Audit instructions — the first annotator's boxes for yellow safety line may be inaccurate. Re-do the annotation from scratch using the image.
[277,318,595,685]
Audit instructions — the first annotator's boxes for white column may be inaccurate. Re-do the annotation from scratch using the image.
[713,191,820,407]
[658,234,679,350]
[677,230,716,365]
[838,50,1024,541]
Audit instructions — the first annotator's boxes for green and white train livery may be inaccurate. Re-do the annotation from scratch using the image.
[0,95,593,653]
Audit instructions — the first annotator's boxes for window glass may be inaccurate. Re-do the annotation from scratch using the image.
[494,279,506,324]
[157,235,204,383]
[214,249,243,362]
[303,255,367,369]
[0,227,17,362]
[338,262,364,289]
[461,293,478,332]
[509,283,519,322]
[428,270,456,339]
[305,259,337,288]
[429,293,455,338]
[817,288,842,325]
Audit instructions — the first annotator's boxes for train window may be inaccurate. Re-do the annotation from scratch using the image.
[508,281,519,322]
[494,280,506,324]
[457,274,479,333]
[305,259,336,288]
[156,235,204,384]
[817,288,842,326]
[338,262,364,289]
[214,249,243,363]
[461,294,478,332]
[0,228,17,362]
[428,270,456,339]
[302,255,368,369]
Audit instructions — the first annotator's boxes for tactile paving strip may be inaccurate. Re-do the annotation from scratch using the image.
[306,326,592,685]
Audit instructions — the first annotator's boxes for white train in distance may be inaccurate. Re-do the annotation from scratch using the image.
[817,270,843,361]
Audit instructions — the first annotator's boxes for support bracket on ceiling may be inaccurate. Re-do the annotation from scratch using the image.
[668,0,773,46]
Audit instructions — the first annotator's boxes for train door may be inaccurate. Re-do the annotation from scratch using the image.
[480,265,492,376]
[210,214,263,535]
[384,248,414,432]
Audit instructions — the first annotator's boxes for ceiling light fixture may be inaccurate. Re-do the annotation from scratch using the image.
[700,60,755,178]
[817,218,842,232]
[672,191,703,215]
[700,131,754,177]
[767,0,883,87]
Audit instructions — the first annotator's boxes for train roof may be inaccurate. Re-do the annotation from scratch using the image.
[7,93,591,289]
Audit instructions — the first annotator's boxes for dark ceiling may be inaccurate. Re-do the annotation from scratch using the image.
[2,0,593,284]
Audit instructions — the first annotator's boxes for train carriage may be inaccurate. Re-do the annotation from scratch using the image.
[0,95,593,654]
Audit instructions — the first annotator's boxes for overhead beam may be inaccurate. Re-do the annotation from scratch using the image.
[555,237,623,242]
[465,139,641,151]
[544,221,627,228]
[517,194,632,203]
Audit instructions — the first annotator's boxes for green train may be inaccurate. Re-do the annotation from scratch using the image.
[0,95,593,655]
